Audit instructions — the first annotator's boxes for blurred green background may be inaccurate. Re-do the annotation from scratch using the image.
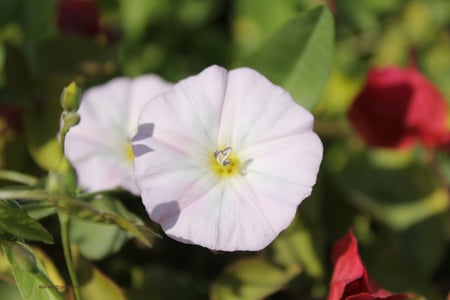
[0,0,449,299]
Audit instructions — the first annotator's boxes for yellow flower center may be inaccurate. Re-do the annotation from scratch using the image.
[210,147,240,178]
[125,143,134,162]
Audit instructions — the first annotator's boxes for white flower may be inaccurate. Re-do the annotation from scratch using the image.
[65,75,172,195]
[132,65,323,251]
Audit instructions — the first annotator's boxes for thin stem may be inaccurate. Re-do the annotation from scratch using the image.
[0,189,155,247]
[58,212,82,300]
[76,188,123,200]
[0,170,39,186]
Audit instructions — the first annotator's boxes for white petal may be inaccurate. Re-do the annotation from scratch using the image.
[65,75,171,194]
[163,179,280,251]
[126,75,173,135]
[242,132,323,188]
[137,65,228,157]
[220,67,315,149]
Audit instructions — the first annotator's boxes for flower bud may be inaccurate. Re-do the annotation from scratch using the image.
[60,82,80,113]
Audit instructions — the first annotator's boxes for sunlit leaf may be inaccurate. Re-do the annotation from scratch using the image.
[24,104,62,171]
[242,5,334,110]
[75,250,126,300]
[2,242,64,300]
[270,216,323,279]
[210,258,300,300]
[119,0,169,42]
[0,201,53,244]
[232,0,299,57]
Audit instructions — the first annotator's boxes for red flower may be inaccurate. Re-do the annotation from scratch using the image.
[56,0,100,37]
[328,230,411,300]
[0,104,23,135]
[348,66,450,149]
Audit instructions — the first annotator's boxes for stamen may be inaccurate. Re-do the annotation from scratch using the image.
[214,147,232,166]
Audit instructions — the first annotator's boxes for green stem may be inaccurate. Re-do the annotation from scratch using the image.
[58,212,82,300]
[0,189,155,247]
[0,170,39,186]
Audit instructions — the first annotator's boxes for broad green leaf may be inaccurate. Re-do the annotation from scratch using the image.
[340,152,449,230]
[232,0,300,57]
[69,196,135,260]
[242,5,334,110]
[398,214,448,275]
[119,0,170,42]
[75,250,126,300]
[2,242,64,300]
[24,104,62,171]
[0,201,53,244]
[362,229,444,299]
[127,264,209,300]
[210,258,300,300]
[271,216,323,279]
[0,281,22,300]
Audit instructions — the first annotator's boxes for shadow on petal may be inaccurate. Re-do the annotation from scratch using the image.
[133,123,155,142]
[132,123,155,157]
[152,201,181,231]
[132,144,153,157]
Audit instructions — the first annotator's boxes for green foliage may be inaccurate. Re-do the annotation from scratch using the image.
[0,0,450,299]
[243,5,334,110]
[210,258,301,300]
[69,196,141,260]
[2,242,64,300]
[0,201,53,244]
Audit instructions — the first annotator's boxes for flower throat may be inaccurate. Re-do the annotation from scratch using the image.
[210,147,240,178]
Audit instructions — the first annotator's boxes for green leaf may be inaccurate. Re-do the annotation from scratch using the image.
[69,196,136,260]
[0,189,158,248]
[127,264,208,300]
[0,201,53,244]
[270,216,323,279]
[22,0,57,42]
[24,103,62,171]
[119,0,170,42]
[210,258,300,300]
[75,251,126,300]
[3,42,33,97]
[242,5,335,110]
[362,229,445,299]
[232,0,299,57]
[340,152,449,230]
[2,242,64,300]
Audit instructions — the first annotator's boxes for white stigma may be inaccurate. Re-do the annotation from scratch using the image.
[214,147,232,166]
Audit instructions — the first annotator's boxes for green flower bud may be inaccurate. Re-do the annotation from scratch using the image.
[60,82,80,112]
